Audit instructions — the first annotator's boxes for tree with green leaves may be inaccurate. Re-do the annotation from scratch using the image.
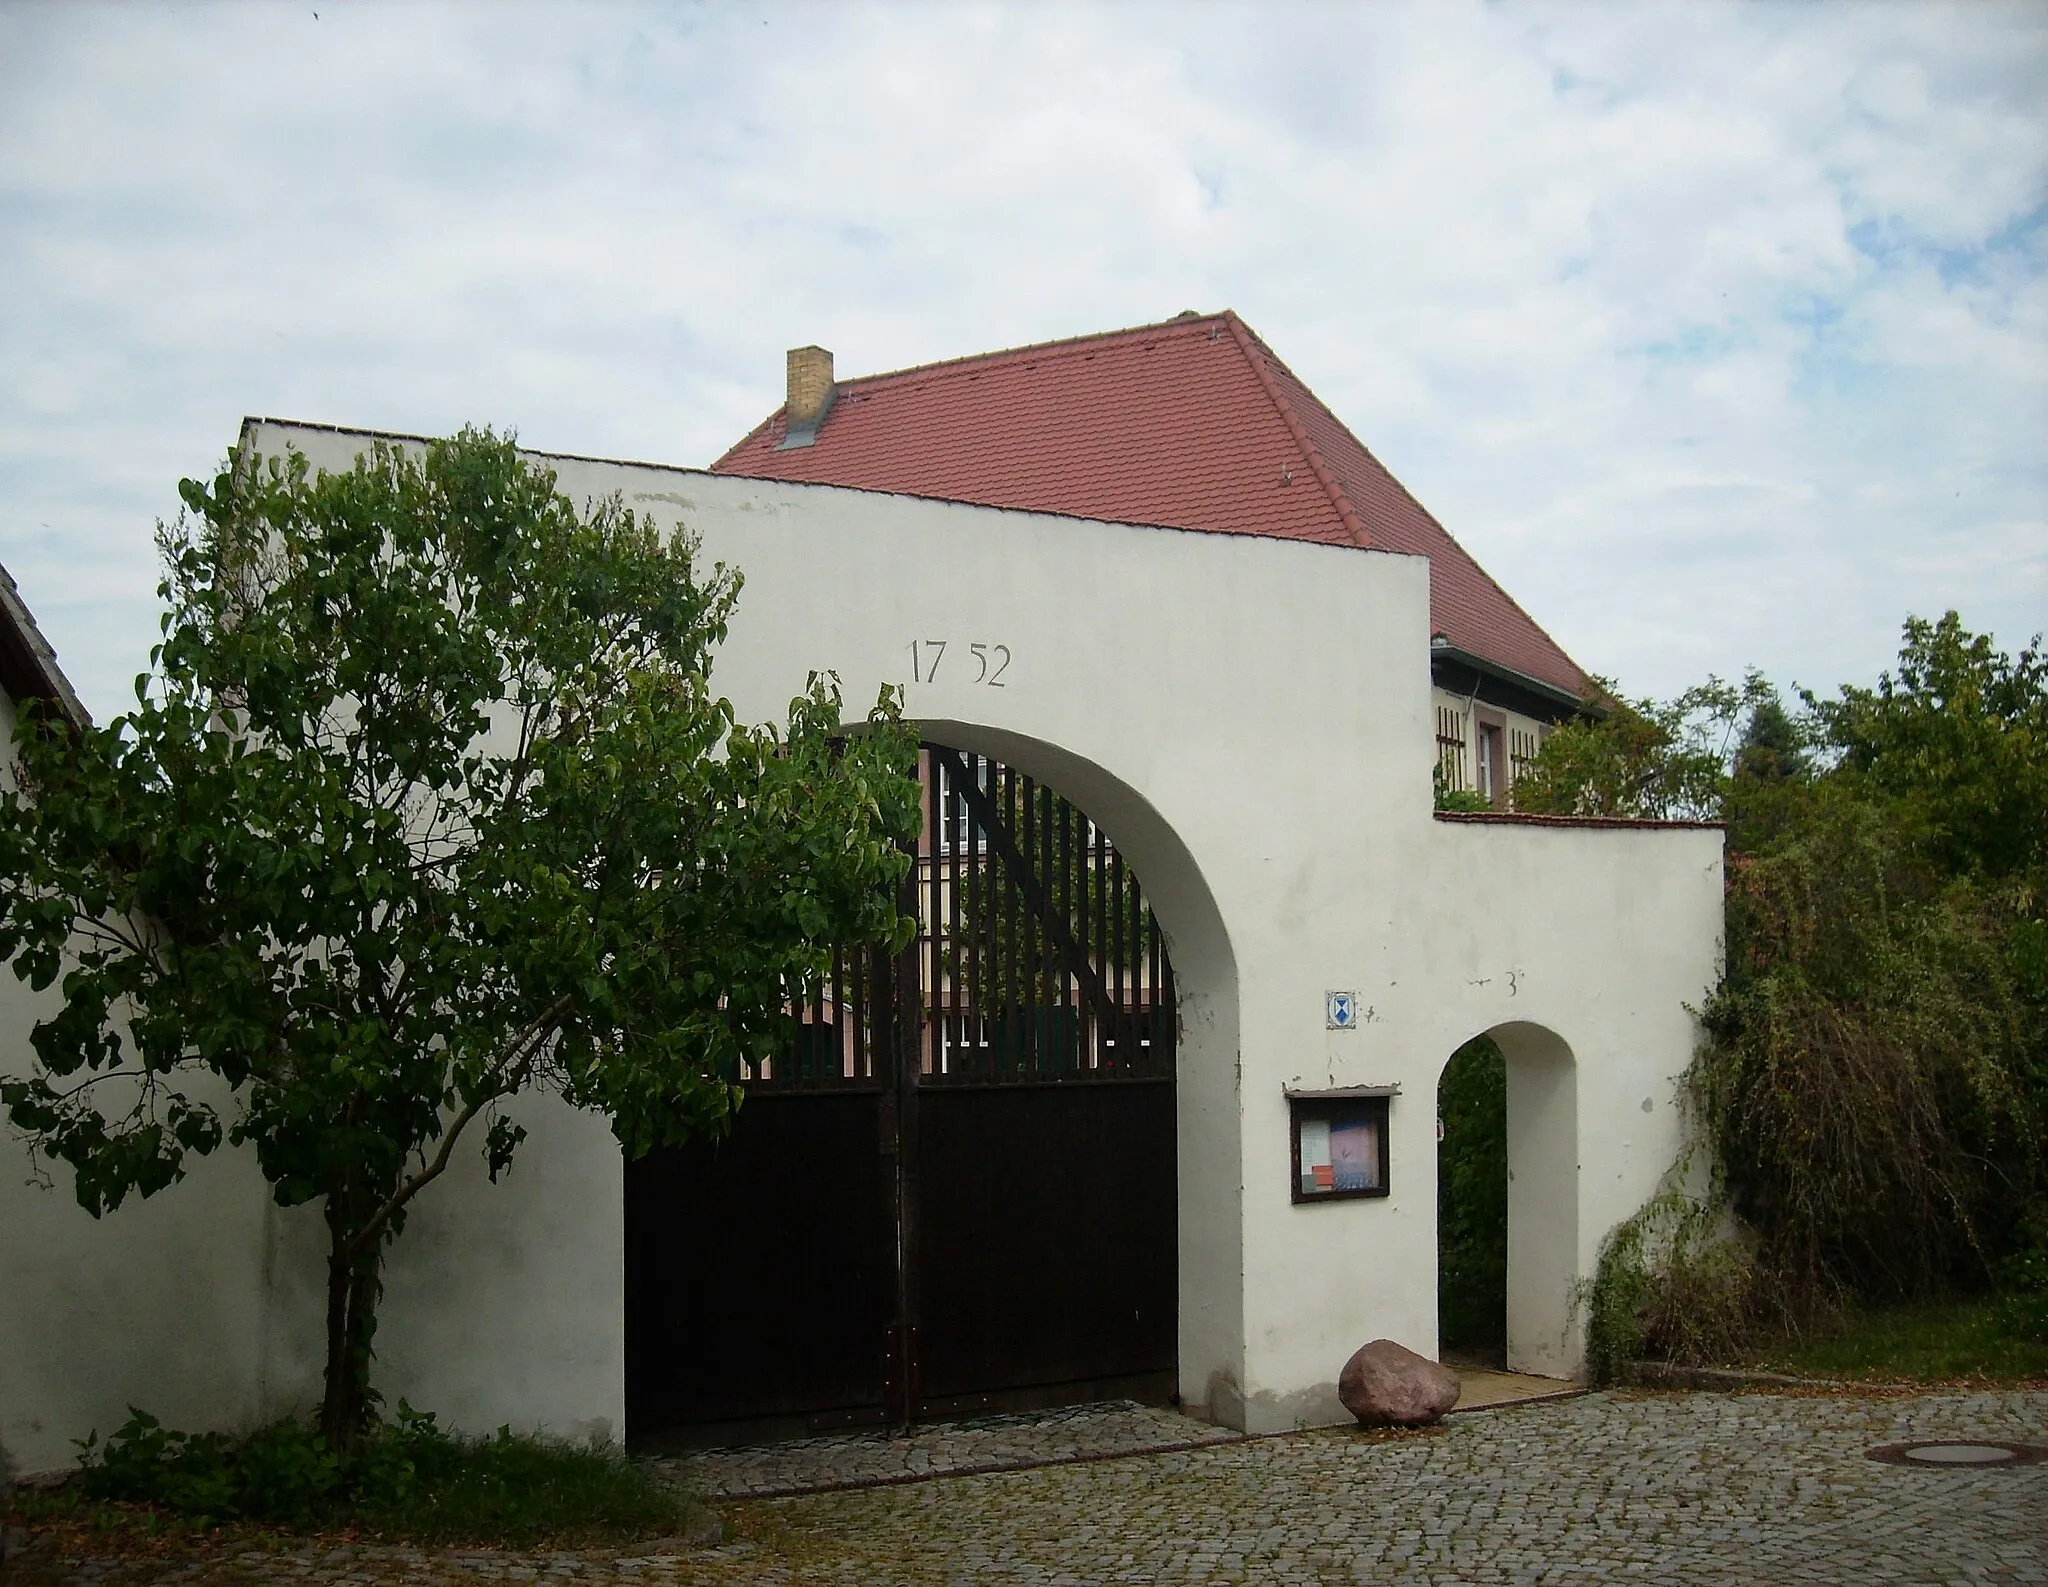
[1699,615,2048,1306]
[1806,613,2047,883]
[1547,616,2046,1360]
[1508,673,1775,821]
[1732,692,1811,786]
[0,431,921,1450]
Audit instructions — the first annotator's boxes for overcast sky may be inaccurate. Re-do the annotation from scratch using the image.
[2,0,2042,721]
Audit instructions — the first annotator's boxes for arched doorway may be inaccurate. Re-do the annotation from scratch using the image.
[1436,1036,1507,1367]
[1436,1021,1580,1379]
[625,742,1180,1447]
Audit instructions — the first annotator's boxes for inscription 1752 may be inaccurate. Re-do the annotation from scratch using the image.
[907,640,1011,687]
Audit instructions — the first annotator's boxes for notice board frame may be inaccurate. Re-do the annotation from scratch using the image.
[1286,1085,1395,1205]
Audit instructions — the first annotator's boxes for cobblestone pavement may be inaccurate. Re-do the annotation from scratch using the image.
[655,1400,1246,1499]
[7,1389,2044,1585]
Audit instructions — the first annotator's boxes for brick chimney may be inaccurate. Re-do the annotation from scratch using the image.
[777,344,835,450]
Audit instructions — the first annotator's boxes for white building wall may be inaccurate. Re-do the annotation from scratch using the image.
[0,689,277,1479]
[2,426,1724,1465]
[249,1094,626,1449]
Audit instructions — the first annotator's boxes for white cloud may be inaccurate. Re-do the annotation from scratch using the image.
[1,0,2042,717]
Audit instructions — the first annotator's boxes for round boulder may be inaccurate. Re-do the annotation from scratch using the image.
[1338,1338,1462,1427]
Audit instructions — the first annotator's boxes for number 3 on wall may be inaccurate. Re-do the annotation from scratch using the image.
[909,640,1010,687]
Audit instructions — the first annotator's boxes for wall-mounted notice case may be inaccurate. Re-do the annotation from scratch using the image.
[1286,1085,1395,1204]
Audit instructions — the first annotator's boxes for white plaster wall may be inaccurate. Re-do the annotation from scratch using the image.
[248,1094,626,1447]
[1420,818,1726,1376]
[256,425,1723,1435]
[249,426,1440,1436]
[4,422,1723,1461]
[0,689,275,1479]
[371,1095,626,1444]
[1226,810,1721,1428]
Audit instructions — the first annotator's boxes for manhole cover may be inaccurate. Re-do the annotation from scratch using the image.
[1866,1440,2047,1467]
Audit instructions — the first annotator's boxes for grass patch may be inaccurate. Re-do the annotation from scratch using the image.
[2,1484,244,1564]
[358,1427,697,1546]
[1742,1297,2048,1386]
[1,1407,704,1556]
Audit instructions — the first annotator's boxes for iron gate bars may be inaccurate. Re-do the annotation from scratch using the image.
[919,745,1173,1086]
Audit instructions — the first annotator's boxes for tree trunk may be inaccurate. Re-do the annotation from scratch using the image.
[320,1198,384,1454]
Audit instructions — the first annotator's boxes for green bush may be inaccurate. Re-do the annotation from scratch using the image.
[71,1405,694,1544]
[1533,616,2046,1368]
[77,1411,244,1525]
[1581,1187,1766,1384]
[1995,1210,2048,1343]
[1697,788,2037,1309]
[1434,786,1493,814]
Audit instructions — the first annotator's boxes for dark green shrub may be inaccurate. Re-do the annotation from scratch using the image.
[1526,616,2046,1366]
[1697,789,2036,1309]
[223,1418,344,1525]
[1996,1211,2048,1343]
[78,1411,239,1524]
[1434,786,1493,814]
[81,1409,344,1527]
[68,1404,692,1543]
[1581,1187,1765,1383]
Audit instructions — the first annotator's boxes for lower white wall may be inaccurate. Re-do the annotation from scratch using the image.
[4,672,273,1475]
[2,680,626,1475]
[0,979,274,1477]
[1226,817,1721,1433]
[1,1031,621,1477]
[243,1093,626,1449]
[369,1096,626,1445]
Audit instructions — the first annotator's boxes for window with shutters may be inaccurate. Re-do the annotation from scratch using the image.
[1509,726,1541,788]
[1435,704,1470,794]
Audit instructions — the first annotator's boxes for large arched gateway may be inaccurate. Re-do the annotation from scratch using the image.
[626,745,1182,1443]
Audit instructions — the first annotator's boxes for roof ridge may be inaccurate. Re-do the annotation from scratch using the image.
[1220,314,1372,550]
[830,310,1231,391]
[711,311,1235,470]
[1259,353,1589,690]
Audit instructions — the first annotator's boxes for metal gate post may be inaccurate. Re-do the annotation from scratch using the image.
[888,758,930,1429]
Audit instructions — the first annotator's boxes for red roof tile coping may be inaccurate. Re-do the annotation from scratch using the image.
[1433,811,1726,832]
[712,310,1589,699]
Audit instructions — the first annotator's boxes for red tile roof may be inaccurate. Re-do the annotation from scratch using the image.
[712,311,1588,699]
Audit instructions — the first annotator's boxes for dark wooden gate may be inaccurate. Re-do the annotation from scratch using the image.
[625,745,1177,1447]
